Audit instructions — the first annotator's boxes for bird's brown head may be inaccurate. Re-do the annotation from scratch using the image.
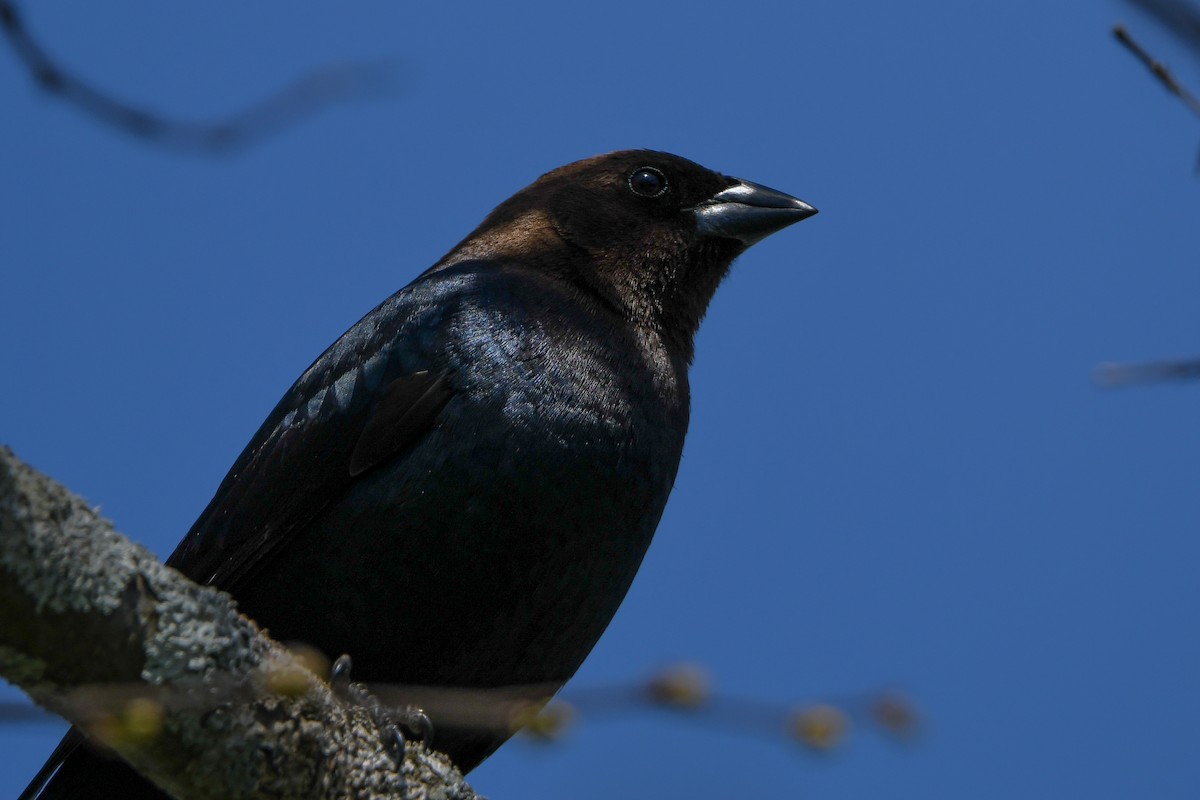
[438,150,817,359]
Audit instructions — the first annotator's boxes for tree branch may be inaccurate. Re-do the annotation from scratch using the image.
[1113,24,1200,119]
[0,2,396,153]
[1094,357,1200,386]
[0,446,477,800]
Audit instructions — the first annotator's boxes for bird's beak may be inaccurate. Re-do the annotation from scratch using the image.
[689,179,817,246]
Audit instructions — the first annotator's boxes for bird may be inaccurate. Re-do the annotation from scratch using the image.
[22,150,816,799]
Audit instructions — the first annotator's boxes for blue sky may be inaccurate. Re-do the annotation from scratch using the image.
[3,1,1199,797]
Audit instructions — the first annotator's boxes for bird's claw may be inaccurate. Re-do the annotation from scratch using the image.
[383,723,406,760]
[331,654,354,689]
[330,654,434,759]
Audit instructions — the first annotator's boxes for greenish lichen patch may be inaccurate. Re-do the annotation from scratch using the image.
[0,645,47,686]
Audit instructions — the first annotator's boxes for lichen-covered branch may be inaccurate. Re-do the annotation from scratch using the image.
[0,446,477,800]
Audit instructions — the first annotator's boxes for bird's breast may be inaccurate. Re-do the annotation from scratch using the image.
[233,275,692,699]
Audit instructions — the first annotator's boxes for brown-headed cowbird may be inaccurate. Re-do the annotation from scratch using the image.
[23,150,815,799]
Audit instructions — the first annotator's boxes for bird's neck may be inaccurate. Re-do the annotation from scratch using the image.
[434,208,573,273]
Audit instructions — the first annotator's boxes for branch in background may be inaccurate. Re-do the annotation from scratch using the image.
[0,1,396,154]
[4,664,922,761]
[1124,0,1200,56]
[1095,357,1200,386]
[0,446,475,800]
[1111,4,1199,367]
[520,664,920,754]
[1113,25,1200,119]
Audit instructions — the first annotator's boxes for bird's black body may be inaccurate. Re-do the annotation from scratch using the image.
[24,151,815,799]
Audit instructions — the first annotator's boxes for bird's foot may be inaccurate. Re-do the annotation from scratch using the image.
[331,654,434,760]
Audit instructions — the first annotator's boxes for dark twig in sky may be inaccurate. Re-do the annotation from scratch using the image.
[0,1,396,153]
[1113,25,1200,119]
[1124,0,1200,55]
[1094,357,1200,386]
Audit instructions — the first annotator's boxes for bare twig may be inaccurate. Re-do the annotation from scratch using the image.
[1124,0,1200,55]
[0,1,396,153]
[519,665,921,754]
[1095,357,1200,386]
[1113,25,1200,119]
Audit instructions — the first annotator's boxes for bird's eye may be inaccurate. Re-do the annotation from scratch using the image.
[628,167,668,198]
